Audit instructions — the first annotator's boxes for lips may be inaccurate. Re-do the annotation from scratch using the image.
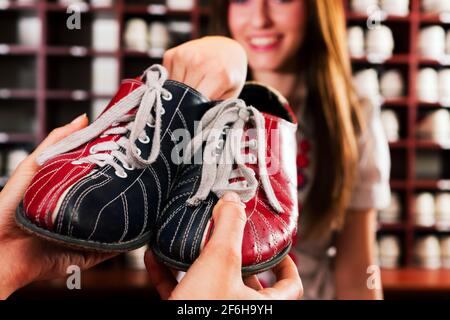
[248,35,283,51]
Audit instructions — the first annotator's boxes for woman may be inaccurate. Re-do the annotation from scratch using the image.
[148,0,389,299]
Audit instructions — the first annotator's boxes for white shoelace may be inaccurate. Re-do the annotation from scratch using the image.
[37,64,172,178]
[184,99,283,213]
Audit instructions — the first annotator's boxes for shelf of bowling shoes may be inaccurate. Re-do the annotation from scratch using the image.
[45,2,115,13]
[351,54,410,65]
[413,225,450,232]
[0,44,39,56]
[416,101,450,109]
[413,180,450,191]
[46,46,118,57]
[0,1,38,11]
[378,222,407,231]
[390,180,409,190]
[420,13,450,24]
[0,89,37,99]
[414,140,450,150]
[0,133,36,144]
[346,12,411,22]
[381,268,450,292]
[389,140,410,149]
[382,97,410,107]
[418,56,450,66]
[124,4,209,17]
[45,89,113,101]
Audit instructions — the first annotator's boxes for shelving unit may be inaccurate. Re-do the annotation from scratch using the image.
[0,0,449,299]
[346,0,450,284]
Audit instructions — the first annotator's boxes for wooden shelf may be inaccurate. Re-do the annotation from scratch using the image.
[415,140,450,150]
[351,54,410,65]
[347,12,411,22]
[0,44,38,56]
[378,223,407,231]
[0,2,38,11]
[0,89,37,99]
[413,180,450,190]
[46,90,113,101]
[382,269,450,292]
[0,133,35,144]
[45,3,115,12]
[46,46,117,57]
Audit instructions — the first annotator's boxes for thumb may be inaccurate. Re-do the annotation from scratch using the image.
[203,192,247,265]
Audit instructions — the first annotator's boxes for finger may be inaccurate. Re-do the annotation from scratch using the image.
[243,275,263,291]
[144,250,178,300]
[183,72,206,94]
[196,75,228,100]
[162,50,173,76]
[219,84,244,100]
[203,192,247,267]
[260,257,303,300]
[168,52,186,83]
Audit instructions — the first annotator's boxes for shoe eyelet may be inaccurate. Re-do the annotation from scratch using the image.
[123,163,135,171]
[248,154,257,164]
[160,108,166,115]
[139,135,150,144]
[89,146,97,154]
[216,140,224,150]
[162,91,173,101]
[136,148,142,156]
[249,139,258,150]
[115,171,128,179]
[146,121,156,128]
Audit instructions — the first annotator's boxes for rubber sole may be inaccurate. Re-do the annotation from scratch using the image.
[151,242,292,276]
[16,203,151,253]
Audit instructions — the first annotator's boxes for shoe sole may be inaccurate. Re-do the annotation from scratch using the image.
[16,203,151,253]
[151,241,292,276]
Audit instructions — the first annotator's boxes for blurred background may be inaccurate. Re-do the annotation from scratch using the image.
[0,0,449,300]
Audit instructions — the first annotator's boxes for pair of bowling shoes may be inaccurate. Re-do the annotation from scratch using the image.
[16,64,299,274]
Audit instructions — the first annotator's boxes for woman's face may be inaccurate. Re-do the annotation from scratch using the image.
[228,0,306,72]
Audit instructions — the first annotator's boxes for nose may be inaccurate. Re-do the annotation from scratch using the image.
[251,0,272,28]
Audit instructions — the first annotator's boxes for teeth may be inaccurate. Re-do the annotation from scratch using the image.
[250,37,278,46]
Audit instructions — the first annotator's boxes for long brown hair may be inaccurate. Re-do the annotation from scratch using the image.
[210,0,364,239]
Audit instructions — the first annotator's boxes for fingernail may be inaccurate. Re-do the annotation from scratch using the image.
[222,192,241,203]
[70,113,87,125]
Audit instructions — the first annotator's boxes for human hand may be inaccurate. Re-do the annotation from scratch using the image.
[145,192,303,300]
[163,36,248,100]
[0,114,117,299]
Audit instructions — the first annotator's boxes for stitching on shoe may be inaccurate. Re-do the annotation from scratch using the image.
[69,174,113,236]
[255,208,278,256]
[59,165,110,232]
[87,166,149,240]
[248,219,262,264]
[43,166,90,226]
[190,197,214,261]
[24,148,84,202]
[119,193,129,242]
[161,88,189,141]
[179,198,203,261]
[137,178,149,237]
